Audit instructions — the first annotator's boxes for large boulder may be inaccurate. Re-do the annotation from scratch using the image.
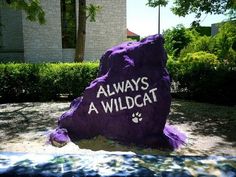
[50,34,186,150]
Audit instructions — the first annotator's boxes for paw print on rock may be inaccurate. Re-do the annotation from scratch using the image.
[132,112,142,123]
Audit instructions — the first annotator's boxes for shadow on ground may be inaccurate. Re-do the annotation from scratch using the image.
[0,102,69,142]
[0,100,235,154]
[73,99,236,154]
[169,99,236,144]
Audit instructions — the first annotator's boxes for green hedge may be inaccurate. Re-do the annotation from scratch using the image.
[1,57,235,105]
[0,63,99,103]
[167,52,236,105]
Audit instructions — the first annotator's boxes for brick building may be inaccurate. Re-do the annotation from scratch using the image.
[0,0,126,62]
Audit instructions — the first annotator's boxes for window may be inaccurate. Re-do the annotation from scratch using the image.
[0,13,2,49]
[61,0,76,48]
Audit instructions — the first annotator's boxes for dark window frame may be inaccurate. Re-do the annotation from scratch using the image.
[61,0,76,48]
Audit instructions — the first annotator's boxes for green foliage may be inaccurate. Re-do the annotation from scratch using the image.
[178,51,220,72]
[165,22,236,105]
[167,52,236,105]
[146,0,168,7]
[86,4,102,22]
[227,8,236,20]
[171,0,235,18]
[0,0,46,24]
[147,0,235,24]
[0,63,99,103]
[214,21,236,65]
[180,21,236,66]
[163,24,194,57]
[180,36,214,58]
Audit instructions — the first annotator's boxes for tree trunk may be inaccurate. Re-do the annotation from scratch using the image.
[75,0,86,62]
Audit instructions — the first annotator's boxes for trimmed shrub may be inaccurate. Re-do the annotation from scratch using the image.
[180,21,236,65]
[1,59,235,105]
[180,36,215,58]
[0,63,99,103]
[167,52,236,105]
[163,24,194,57]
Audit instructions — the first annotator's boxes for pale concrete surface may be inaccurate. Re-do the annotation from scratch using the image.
[0,102,235,155]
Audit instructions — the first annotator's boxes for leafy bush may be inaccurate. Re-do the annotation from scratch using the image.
[180,36,214,58]
[180,21,236,66]
[167,52,236,105]
[0,63,99,103]
[163,24,197,57]
[214,21,236,65]
[1,58,235,105]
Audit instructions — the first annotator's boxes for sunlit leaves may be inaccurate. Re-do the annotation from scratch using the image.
[86,4,101,22]
[146,0,168,7]
[147,0,236,20]
[0,0,45,24]
[163,24,193,57]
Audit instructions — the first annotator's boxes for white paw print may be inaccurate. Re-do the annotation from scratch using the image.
[132,112,142,123]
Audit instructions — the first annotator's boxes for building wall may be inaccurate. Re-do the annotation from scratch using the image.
[0,7,24,62]
[0,0,126,63]
[211,23,219,36]
[63,0,127,61]
[84,0,127,60]
[23,0,126,62]
[22,0,63,62]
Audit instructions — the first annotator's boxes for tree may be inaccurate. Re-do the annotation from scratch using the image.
[163,24,193,57]
[146,0,168,7]
[147,0,236,23]
[75,1,100,62]
[214,21,236,65]
[0,0,45,24]
[75,0,86,63]
[179,21,236,65]
[1,0,100,62]
[0,0,45,49]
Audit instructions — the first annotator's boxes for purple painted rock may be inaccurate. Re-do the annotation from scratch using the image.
[49,128,70,147]
[51,34,186,150]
